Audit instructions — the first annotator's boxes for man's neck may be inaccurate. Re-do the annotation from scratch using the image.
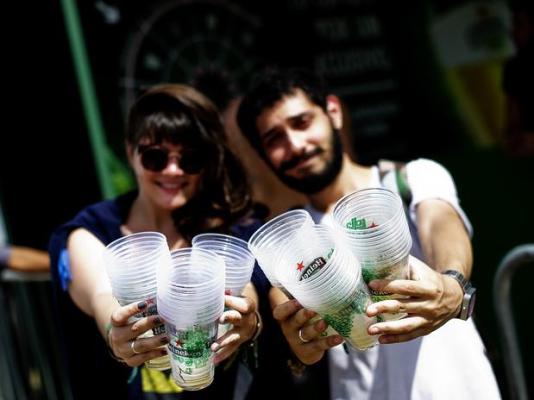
[308,155,372,213]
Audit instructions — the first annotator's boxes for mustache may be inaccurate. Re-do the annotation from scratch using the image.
[279,147,324,172]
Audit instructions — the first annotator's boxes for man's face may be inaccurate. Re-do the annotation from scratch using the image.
[255,89,343,194]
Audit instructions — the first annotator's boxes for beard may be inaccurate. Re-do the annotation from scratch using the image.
[272,128,343,195]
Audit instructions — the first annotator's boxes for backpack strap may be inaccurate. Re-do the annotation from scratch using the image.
[378,159,412,206]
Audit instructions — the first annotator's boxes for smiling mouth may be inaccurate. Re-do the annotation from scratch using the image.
[158,182,186,191]
[281,148,323,173]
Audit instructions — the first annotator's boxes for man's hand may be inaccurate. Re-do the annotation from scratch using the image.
[365,255,463,344]
[273,298,343,365]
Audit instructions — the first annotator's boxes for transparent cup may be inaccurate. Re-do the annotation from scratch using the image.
[103,231,171,370]
[165,321,218,391]
[332,188,412,320]
[276,224,375,347]
[248,209,314,287]
[157,247,225,390]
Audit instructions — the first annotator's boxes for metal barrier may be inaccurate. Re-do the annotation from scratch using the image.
[493,244,534,400]
[0,270,72,400]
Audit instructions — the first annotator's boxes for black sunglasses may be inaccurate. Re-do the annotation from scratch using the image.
[138,145,205,174]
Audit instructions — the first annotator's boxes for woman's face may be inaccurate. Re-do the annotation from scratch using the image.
[129,140,203,211]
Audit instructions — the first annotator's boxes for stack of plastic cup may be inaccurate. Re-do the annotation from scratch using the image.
[332,188,412,320]
[248,209,338,337]
[275,224,377,350]
[248,209,314,294]
[192,233,255,297]
[157,247,225,391]
[192,233,256,337]
[275,223,378,351]
[103,231,171,370]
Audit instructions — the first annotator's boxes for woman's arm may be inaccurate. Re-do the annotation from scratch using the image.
[67,228,166,366]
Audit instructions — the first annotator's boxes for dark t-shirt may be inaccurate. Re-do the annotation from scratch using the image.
[48,190,277,400]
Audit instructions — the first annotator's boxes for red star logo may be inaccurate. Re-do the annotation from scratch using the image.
[297,261,304,271]
[369,222,378,228]
[225,289,232,295]
[175,339,182,346]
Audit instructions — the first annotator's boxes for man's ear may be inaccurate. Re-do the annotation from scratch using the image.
[326,95,343,130]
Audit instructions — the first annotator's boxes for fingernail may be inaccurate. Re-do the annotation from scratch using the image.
[368,281,378,289]
[137,301,147,310]
[379,335,391,344]
[160,336,169,344]
[211,343,220,352]
[333,336,343,345]
[367,305,376,315]
[369,326,379,334]
[305,309,316,318]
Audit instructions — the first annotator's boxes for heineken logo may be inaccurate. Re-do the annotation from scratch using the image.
[168,343,205,358]
[346,217,378,230]
[298,256,327,281]
[168,327,213,359]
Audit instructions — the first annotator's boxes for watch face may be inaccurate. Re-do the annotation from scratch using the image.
[466,287,476,318]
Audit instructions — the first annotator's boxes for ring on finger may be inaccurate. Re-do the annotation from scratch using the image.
[131,339,141,355]
[298,328,310,344]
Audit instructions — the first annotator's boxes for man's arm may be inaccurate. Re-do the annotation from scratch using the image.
[365,199,471,343]
[417,199,472,278]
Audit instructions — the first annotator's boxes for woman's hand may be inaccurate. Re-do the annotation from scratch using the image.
[365,255,463,344]
[211,295,259,364]
[107,300,168,367]
[272,298,343,365]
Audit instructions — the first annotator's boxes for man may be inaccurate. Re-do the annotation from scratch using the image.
[237,67,501,399]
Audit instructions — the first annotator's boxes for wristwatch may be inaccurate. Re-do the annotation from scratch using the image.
[442,270,476,320]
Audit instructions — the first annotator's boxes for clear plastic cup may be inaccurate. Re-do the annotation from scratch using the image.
[165,321,218,391]
[103,231,171,370]
[192,233,255,296]
[248,209,314,288]
[275,224,377,350]
[192,233,256,337]
[251,215,340,337]
[157,247,225,390]
[332,188,412,320]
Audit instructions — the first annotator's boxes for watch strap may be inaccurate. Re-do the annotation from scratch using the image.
[442,269,468,291]
[442,269,475,320]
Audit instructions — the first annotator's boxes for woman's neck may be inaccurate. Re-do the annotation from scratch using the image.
[122,195,186,249]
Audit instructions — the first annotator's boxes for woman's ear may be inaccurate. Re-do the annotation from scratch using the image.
[326,95,343,130]
[125,141,135,166]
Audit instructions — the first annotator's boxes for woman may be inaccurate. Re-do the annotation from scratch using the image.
[49,84,268,399]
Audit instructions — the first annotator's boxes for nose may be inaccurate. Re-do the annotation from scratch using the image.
[286,130,306,152]
[163,155,184,174]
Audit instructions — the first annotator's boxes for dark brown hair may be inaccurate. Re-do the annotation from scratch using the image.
[237,66,328,159]
[126,84,252,241]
